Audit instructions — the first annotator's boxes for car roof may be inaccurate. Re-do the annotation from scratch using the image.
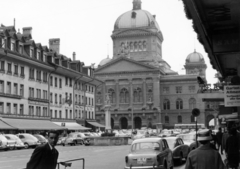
[132,137,162,144]
[164,137,178,140]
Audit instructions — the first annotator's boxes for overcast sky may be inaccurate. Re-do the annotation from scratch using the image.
[1,0,218,84]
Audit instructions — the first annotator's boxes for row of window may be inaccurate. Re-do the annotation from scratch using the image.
[0,61,25,77]
[163,98,196,110]
[0,102,24,114]
[164,115,195,124]
[50,109,95,120]
[0,81,24,96]
[163,86,196,94]
[120,40,147,52]
[96,88,153,104]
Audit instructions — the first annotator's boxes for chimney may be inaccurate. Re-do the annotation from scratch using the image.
[73,52,76,61]
[22,27,32,40]
[49,38,60,54]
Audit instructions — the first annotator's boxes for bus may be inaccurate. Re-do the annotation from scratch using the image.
[174,124,205,129]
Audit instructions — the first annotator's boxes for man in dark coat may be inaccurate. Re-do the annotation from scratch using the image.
[216,127,223,154]
[185,129,225,169]
[26,130,59,169]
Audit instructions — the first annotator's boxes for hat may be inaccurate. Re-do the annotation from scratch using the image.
[197,129,212,141]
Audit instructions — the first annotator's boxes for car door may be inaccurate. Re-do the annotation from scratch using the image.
[178,138,188,157]
[163,139,173,168]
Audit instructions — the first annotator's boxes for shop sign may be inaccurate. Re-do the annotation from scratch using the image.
[28,101,48,106]
[224,85,240,107]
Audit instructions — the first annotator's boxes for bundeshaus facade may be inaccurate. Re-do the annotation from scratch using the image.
[94,0,208,129]
[0,24,102,132]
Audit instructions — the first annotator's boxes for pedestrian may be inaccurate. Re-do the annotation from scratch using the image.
[26,130,59,169]
[225,127,239,169]
[185,129,225,169]
[216,127,223,154]
[222,127,229,154]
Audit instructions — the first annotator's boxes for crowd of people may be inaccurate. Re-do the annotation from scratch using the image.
[185,124,240,169]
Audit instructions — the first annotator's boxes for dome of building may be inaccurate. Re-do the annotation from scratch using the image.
[114,0,160,31]
[186,50,205,63]
[99,56,111,66]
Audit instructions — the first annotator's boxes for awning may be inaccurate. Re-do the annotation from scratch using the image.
[52,122,91,130]
[0,119,16,130]
[87,120,105,128]
[1,118,65,130]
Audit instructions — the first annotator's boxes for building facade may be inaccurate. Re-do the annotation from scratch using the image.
[94,0,207,129]
[0,25,102,132]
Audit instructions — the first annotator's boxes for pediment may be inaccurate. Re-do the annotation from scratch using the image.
[95,57,156,74]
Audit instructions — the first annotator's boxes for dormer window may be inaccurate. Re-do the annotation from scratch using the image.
[37,51,40,60]
[43,53,46,62]
[0,38,5,48]
[19,44,23,54]
[30,48,33,58]
[11,41,15,51]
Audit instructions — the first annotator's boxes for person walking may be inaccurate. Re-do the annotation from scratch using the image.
[185,129,225,169]
[216,127,223,154]
[225,127,239,169]
[222,127,229,154]
[26,130,59,169]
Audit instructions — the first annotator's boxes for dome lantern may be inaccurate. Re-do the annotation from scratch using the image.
[133,0,142,10]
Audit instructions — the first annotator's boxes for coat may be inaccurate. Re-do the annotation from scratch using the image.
[185,144,225,169]
[226,135,239,168]
[26,143,59,169]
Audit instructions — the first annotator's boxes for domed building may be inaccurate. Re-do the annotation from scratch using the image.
[94,0,206,130]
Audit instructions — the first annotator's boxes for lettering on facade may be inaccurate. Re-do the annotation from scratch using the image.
[28,101,48,106]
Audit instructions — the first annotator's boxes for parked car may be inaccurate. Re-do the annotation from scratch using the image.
[2,135,16,150]
[34,134,48,145]
[77,133,92,145]
[57,136,66,145]
[4,134,25,150]
[165,137,190,164]
[0,135,10,151]
[177,133,199,151]
[124,137,174,169]
[17,133,40,149]
[62,133,84,146]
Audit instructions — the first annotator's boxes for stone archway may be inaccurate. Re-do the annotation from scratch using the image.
[134,117,142,129]
[120,117,128,129]
[111,118,114,129]
[206,114,215,128]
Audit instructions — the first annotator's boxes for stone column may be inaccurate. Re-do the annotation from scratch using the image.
[129,80,133,107]
[116,80,119,108]
[153,77,160,107]
[103,82,106,105]
[143,79,146,106]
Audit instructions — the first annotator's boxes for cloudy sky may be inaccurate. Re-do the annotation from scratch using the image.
[1,0,218,84]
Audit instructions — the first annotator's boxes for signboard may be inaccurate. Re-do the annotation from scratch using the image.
[224,85,240,107]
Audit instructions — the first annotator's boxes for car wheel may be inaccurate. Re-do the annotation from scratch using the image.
[24,143,29,149]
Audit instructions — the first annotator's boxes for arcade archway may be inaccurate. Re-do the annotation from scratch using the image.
[206,114,215,128]
[120,117,128,129]
[111,118,114,129]
[134,117,142,129]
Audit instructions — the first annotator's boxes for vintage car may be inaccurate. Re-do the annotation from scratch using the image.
[77,133,92,145]
[2,135,16,150]
[124,137,174,169]
[165,137,190,164]
[62,133,84,146]
[34,134,48,145]
[0,135,10,151]
[4,134,25,150]
[57,136,66,145]
[177,133,199,151]
[17,133,41,149]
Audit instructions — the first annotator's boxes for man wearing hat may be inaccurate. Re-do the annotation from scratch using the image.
[185,129,225,169]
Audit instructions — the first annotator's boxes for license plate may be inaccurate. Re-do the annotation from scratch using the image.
[137,158,146,164]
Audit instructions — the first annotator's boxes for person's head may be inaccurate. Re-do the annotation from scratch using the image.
[47,130,59,147]
[197,129,212,145]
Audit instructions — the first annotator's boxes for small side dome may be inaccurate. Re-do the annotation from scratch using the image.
[186,50,205,63]
[99,56,111,66]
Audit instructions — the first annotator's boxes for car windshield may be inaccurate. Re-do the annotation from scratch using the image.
[24,134,38,141]
[166,139,176,150]
[6,135,21,141]
[0,135,8,141]
[131,142,160,152]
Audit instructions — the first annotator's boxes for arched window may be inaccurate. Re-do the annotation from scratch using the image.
[165,116,169,124]
[143,41,147,51]
[138,41,142,51]
[189,98,196,109]
[176,98,183,109]
[108,88,115,103]
[96,92,102,104]
[120,88,129,103]
[147,89,153,102]
[133,88,142,102]
[178,115,182,123]
[130,42,134,52]
[163,99,170,110]
[134,42,138,51]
